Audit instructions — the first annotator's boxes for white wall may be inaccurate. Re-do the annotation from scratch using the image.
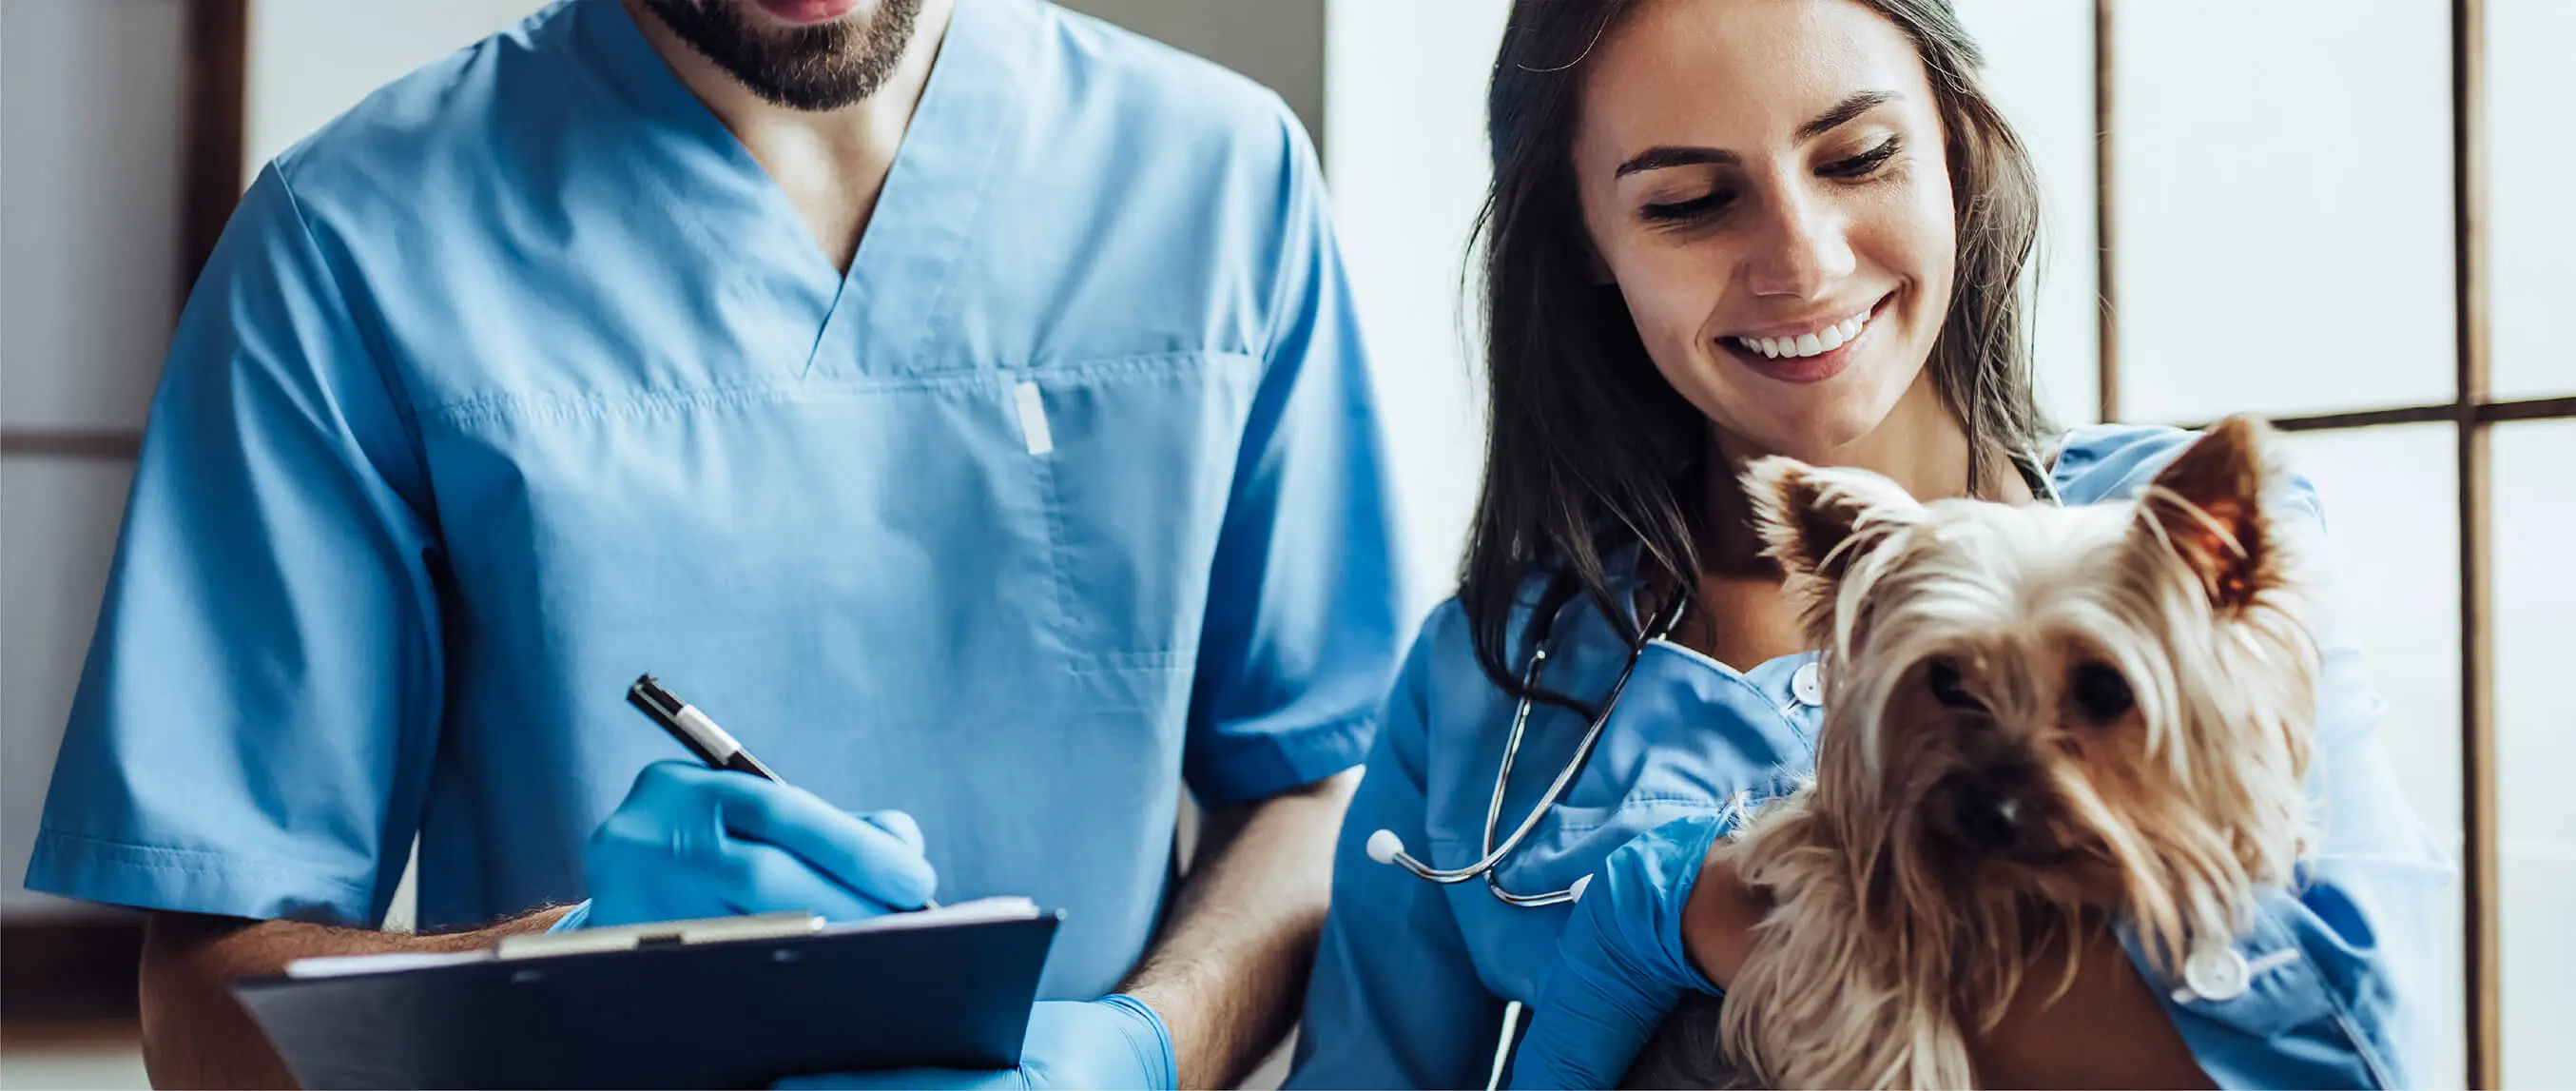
[1949,0,2100,428]
[242,0,552,183]
[1320,0,1507,604]
[0,0,188,920]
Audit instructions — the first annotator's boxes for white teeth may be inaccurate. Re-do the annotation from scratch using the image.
[1734,308,1870,360]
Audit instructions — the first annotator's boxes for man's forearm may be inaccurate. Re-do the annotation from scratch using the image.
[1120,769,1358,1089]
[141,906,573,1089]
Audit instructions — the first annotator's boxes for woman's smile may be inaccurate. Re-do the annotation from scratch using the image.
[1715,290,1897,386]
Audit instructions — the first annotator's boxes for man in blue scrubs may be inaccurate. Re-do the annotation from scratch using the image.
[26,0,1408,1085]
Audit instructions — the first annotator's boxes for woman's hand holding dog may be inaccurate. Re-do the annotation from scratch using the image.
[1508,814,1753,1088]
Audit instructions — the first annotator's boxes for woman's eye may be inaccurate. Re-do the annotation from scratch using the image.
[1820,136,1902,179]
[1640,189,1734,224]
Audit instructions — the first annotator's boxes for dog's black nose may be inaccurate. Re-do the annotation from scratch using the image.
[1955,793,2027,853]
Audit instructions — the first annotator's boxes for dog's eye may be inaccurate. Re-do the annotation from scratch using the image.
[2070,662,2135,723]
[1927,658,1979,709]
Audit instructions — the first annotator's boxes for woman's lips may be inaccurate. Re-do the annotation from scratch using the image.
[1720,294,1892,386]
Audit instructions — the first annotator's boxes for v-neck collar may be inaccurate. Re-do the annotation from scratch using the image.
[565,0,1038,380]
[815,0,1038,378]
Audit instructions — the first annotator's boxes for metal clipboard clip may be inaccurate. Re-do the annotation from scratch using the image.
[493,911,824,961]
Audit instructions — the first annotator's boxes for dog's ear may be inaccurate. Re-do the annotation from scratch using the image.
[1744,458,1924,586]
[2136,415,2285,611]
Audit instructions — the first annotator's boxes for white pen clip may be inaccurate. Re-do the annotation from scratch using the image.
[1014,380,1054,456]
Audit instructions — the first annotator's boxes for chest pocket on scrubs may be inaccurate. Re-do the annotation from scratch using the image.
[1018,352,1262,673]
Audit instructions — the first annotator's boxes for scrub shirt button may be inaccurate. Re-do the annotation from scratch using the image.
[2182,945,2252,1003]
[1791,662,1824,706]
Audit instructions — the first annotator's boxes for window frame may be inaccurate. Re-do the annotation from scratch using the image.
[2098,1,2575,1082]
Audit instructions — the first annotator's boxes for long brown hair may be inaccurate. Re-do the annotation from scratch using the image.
[1459,0,2051,703]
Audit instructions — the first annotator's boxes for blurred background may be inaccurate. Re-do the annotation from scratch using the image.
[2,0,2566,1087]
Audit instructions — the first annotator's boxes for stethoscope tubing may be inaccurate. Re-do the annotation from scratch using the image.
[1373,591,1687,906]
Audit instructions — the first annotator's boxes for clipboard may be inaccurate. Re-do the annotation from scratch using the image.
[229,898,1062,1090]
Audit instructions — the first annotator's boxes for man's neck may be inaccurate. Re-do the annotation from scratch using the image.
[622,0,957,272]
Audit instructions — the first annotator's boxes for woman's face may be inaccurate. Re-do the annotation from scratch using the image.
[1573,0,1957,465]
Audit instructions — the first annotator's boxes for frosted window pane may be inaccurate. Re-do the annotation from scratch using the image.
[242,0,550,184]
[0,0,185,433]
[1950,0,2099,426]
[2487,0,2576,401]
[0,460,136,916]
[2276,424,2465,1087]
[2495,421,2576,1088]
[2114,0,2454,422]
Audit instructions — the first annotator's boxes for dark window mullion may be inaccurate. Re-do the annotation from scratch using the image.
[2454,0,2500,1081]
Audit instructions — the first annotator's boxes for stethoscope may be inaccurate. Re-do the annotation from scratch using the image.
[1365,586,1693,907]
[1365,447,2065,911]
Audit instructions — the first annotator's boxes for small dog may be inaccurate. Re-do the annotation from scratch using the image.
[1622,417,2319,1089]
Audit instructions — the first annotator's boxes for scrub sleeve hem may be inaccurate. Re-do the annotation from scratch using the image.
[22,827,374,925]
[1184,711,1375,810]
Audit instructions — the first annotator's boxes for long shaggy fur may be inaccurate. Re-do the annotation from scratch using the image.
[1630,419,2321,1089]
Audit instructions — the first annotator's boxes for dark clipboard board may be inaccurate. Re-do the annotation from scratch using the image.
[230,910,1061,1090]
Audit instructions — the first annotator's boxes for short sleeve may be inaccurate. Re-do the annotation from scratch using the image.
[23,166,447,926]
[1180,108,1413,809]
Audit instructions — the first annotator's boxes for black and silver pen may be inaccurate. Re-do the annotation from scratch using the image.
[625,673,939,909]
[627,673,784,782]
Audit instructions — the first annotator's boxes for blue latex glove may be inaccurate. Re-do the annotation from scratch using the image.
[772,995,1176,1090]
[1510,812,1730,1090]
[570,760,938,929]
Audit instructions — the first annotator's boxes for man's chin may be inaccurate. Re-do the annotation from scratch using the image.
[640,0,921,112]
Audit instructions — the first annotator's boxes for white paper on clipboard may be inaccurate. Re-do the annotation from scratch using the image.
[281,897,1042,979]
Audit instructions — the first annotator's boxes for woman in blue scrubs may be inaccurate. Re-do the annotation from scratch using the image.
[1288,1,2448,1086]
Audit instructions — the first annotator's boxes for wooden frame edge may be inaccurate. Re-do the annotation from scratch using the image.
[2451,0,2500,1082]
[178,0,250,312]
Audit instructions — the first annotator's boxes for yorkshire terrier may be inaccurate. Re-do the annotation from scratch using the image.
[1622,417,2319,1089]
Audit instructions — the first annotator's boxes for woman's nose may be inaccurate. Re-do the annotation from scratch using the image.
[1742,187,1857,299]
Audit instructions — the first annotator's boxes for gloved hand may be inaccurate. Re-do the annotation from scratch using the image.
[1509,812,1730,1090]
[771,995,1176,1090]
[568,760,938,929]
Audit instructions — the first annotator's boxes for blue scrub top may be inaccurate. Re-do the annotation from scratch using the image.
[28,0,1410,1002]
[1289,425,2452,1089]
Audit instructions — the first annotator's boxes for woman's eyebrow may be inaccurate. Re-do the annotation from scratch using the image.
[1613,90,1903,180]
[1616,146,1737,178]
[1796,89,1901,142]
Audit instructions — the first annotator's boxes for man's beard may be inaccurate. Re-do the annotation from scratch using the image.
[639,0,924,112]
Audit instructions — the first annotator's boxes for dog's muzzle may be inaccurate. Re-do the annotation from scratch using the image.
[1942,763,2059,862]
